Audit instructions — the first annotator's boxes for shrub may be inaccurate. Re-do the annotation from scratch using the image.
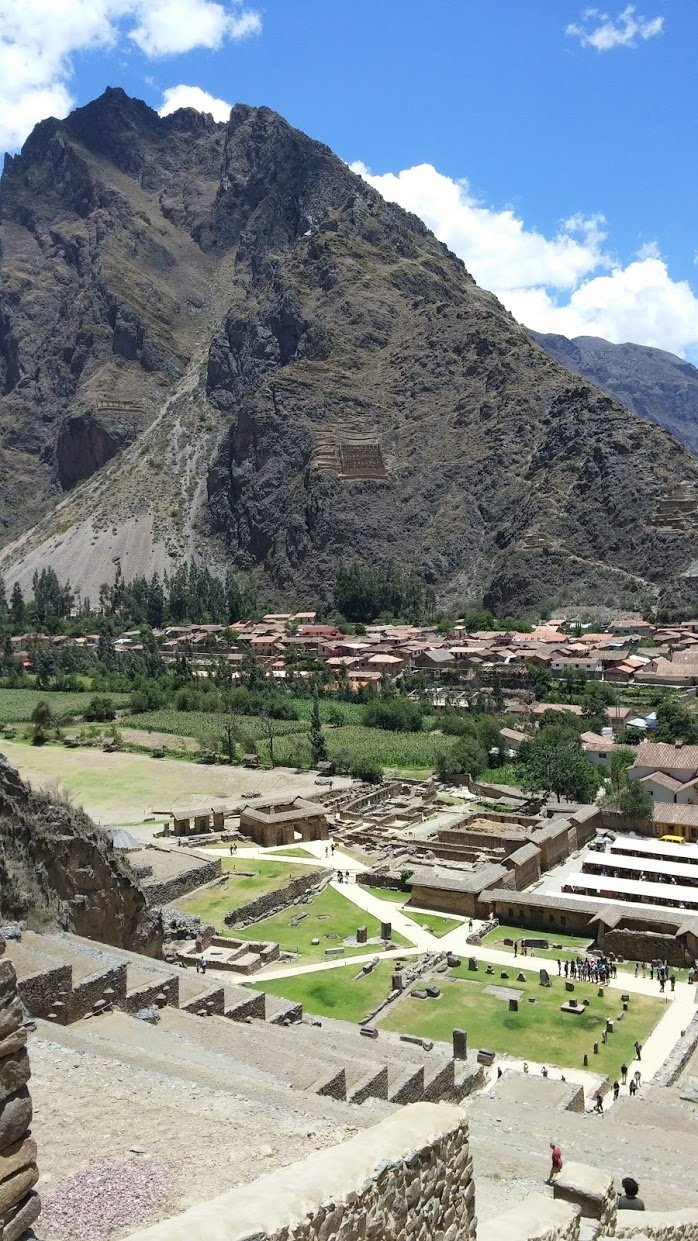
[350,759,382,784]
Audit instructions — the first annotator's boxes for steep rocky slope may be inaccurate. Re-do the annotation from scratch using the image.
[0,754,161,953]
[2,88,698,610]
[533,332,698,458]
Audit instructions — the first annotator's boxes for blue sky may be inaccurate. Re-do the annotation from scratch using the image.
[2,1,697,356]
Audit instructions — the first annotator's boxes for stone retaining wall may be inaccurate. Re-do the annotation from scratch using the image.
[653,1012,698,1086]
[0,937,41,1241]
[224,868,331,929]
[613,1209,698,1239]
[67,963,127,1022]
[600,928,689,968]
[16,963,71,1020]
[146,856,221,906]
[123,1101,475,1241]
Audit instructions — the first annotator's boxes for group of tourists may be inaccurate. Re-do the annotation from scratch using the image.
[557,955,617,983]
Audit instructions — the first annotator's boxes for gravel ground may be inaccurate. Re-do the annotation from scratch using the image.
[30,1037,364,1240]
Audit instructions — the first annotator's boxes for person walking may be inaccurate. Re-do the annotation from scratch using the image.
[670,974,676,992]
[629,1077,637,1097]
[634,1041,642,1061]
[546,1141,563,1185]
[620,1063,628,1085]
[613,1080,620,1102]
[594,1092,604,1115]
[634,1068,641,1089]
[557,958,562,976]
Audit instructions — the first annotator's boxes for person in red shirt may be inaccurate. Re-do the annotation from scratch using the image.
[547,1141,563,1184]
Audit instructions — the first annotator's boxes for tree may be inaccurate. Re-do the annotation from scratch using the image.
[83,695,116,722]
[363,697,423,733]
[519,741,599,803]
[610,747,637,792]
[221,710,238,764]
[436,736,487,781]
[616,780,653,823]
[654,700,698,745]
[261,712,277,768]
[30,699,55,745]
[10,583,25,628]
[350,759,382,784]
[309,689,329,767]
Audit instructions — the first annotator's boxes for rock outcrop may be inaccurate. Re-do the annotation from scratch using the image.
[2,89,698,610]
[0,755,162,954]
[533,332,698,460]
[0,937,40,1241]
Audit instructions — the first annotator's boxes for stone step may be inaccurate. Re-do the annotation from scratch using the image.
[467,1090,698,1215]
[30,1020,395,1136]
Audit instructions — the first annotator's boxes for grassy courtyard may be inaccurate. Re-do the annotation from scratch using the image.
[253,961,396,1023]
[359,886,409,905]
[405,910,462,937]
[175,859,323,924]
[380,962,662,1078]
[483,923,595,964]
[235,885,413,964]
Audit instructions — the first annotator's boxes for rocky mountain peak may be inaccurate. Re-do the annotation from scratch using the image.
[1,89,698,612]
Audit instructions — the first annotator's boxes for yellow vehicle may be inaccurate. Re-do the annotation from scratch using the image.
[660,834,685,844]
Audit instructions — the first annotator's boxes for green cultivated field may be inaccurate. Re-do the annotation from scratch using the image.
[380,963,662,1077]
[0,688,129,724]
[406,910,462,937]
[174,859,322,923]
[234,885,413,964]
[128,708,458,773]
[254,961,396,1023]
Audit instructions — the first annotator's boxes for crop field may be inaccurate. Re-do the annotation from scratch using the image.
[129,710,307,744]
[0,688,129,724]
[259,726,457,771]
[128,710,458,773]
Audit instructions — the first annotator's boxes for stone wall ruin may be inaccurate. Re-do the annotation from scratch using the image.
[0,936,40,1241]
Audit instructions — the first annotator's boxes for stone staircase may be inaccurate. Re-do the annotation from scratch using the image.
[6,931,475,1109]
[3,931,298,1028]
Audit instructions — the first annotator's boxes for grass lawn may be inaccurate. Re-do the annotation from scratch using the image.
[380,962,663,1077]
[174,859,323,924]
[359,885,409,905]
[483,924,595,964]
[253,961,396,1023]
[405,910,462,937]
[269,846,319,859]
[235,885,414,964]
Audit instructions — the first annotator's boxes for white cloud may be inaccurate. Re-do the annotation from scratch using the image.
[0,0,261,151]
[158,83,231,122]
[567,5,663,51]
[352,161,698,357]
[131,0,260,57]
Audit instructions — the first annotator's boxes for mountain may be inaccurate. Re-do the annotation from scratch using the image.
[2,88,698,613]
[532,332,698,459]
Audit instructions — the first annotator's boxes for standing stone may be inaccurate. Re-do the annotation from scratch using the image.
[357,926,368,944]
[509,998,519,1012]
[380,922,392,941]
[453,1028,467,1060]
[392,972,406,992]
